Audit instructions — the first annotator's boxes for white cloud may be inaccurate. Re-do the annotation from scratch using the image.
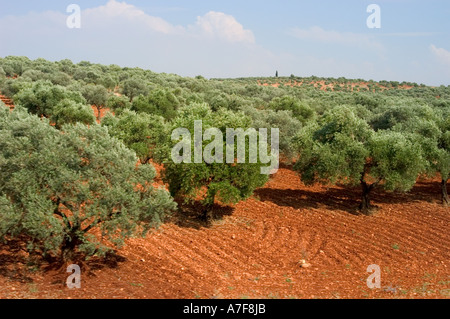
[191,11,255,44]
[430,44,450,66]
[0,0,268,77]
[80,1,254,43]
[83,0,183,35]
[290,26,384,52]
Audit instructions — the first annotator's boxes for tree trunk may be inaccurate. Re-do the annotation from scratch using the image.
[442,178,449,207]
[60,225,82,262]
[359,180,373,215]
[202,190,216,222]
[202,206,214,222]
[61,236,78,262]
[96,105,102,122]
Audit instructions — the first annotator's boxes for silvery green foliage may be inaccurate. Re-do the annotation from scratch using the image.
[370,101,449,204]
[240,105,302,160]
[105,94,131,115]
[162,103,269,219]
[51,99,96,129]
[0,106,176,259]
[102,109,169,164]
[14,80,86,118]
[269,95,315,125]
[121,77,148,102]
[0,66,6,79]
[131,88,180,120]
[0,77,33,99]
[81,83,108,107]
[294,105,424,212]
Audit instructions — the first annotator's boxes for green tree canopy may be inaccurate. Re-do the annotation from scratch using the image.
[0,77,33,100]
[51,99,96,129]
[14,80,86,118]
[294,105,424,214]
[269,95,315,125]
[161,103,270,221]
[131,88,180,120]
[0,105,176,260]
[106,94,131,115]
[81,84,109,121]
[121,77,148,102]
[102,109,168,164]
[373,103,449,205]
[241,105,302,161]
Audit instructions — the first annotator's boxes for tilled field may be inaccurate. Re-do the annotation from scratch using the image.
[1,167,448,299]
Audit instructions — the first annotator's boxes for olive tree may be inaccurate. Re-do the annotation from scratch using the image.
[161,103,271,221]
[241,105,302,161]
[269,95,315,124]
[0,77,33,100]
[106,94,131,115]
[14,80,86,118]
[81,84,109,121]
[49,71,72,87]
[122,77,148,102]
[102,110,168,164]
[131,88,180,120]
[373,103,449,205]
[0,105,176,260]
[294,105,424,214]
[51,99,96,129]
[0,66,6,79]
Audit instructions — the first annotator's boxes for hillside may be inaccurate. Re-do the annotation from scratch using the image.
[0,56,449,300]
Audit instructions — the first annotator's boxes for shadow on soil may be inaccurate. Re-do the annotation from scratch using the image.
[168,200,235,230]
[254,180,443,215]
[0,239,34,283]
[0,237,127,284]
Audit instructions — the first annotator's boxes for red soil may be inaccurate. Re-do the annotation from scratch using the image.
[0,95,14,109]
[0,91,448,299]
[1,95,110,123]
[92,106,112,123]
[0,167,448,299]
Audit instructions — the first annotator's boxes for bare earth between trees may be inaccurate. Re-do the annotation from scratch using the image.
[0,165,448,299]
[0,63,448,300]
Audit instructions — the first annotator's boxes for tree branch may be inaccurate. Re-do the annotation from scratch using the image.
[82,210,122,233]
[52,198,72,230]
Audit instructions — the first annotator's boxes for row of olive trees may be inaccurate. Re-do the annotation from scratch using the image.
[1,56,448,262]
[102,103,449,221]
[2,56,448,124]
[2,57,448,212]
[0,101,277,260]
[294,104,449,212]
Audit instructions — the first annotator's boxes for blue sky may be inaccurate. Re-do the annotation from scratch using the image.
[0,0,449,85]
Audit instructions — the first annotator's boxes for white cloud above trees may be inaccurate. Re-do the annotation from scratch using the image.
[430,44,450,67]
[191,11,255,44]
[0,0,263,77]
[81,0,255,43]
